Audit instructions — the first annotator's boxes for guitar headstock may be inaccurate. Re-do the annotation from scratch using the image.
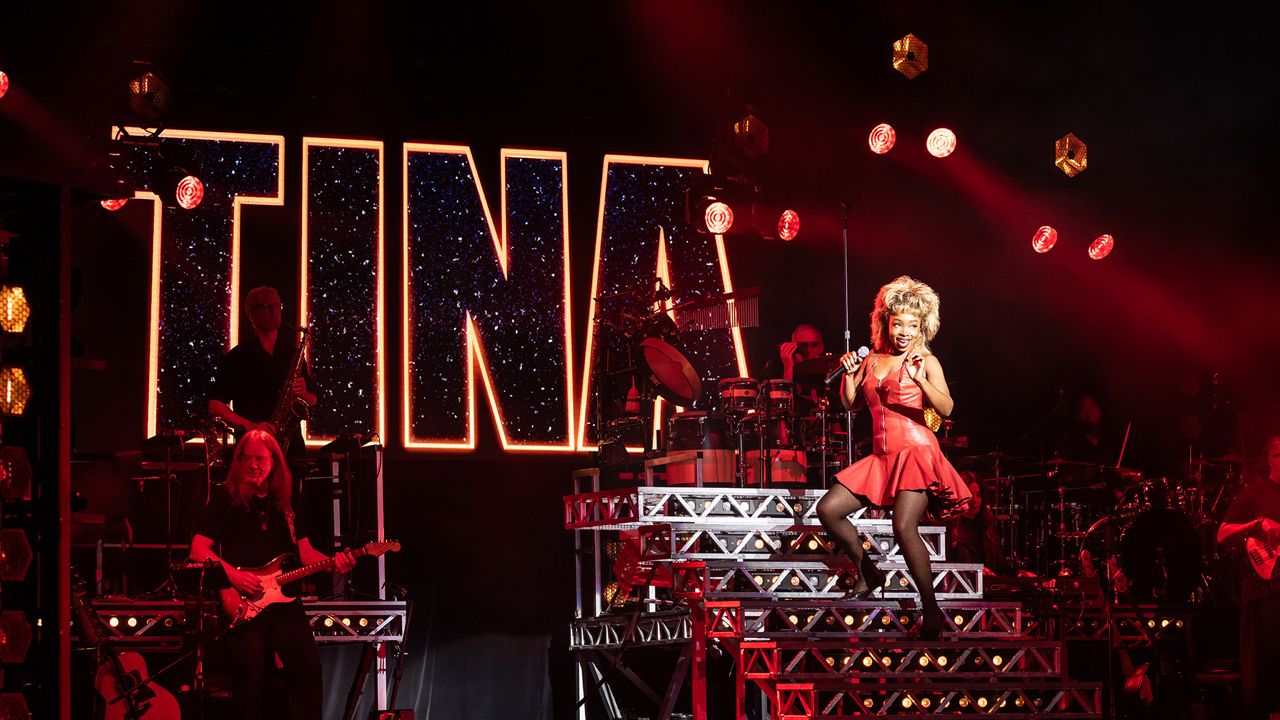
[362,539,401,558]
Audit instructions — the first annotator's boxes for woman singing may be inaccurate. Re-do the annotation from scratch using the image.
[815,276,972,639]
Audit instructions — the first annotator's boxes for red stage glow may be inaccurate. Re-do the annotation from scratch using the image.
[175,175,204,210]
[926,128,957,158]
[0,71,8,101]
[100,198,129,211]
[777,209,800,241]
[704,201,733,234]
[868,123,896,154]
[1088,233,1115,260]
[1031,225,1058,253]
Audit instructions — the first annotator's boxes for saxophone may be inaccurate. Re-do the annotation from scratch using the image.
[270,326,311,454]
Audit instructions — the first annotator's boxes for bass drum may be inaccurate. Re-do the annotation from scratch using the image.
[1119,507,1203,603]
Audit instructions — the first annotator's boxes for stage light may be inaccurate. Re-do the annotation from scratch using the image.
[777,210,800,241]
[0,447,31,502]
[937,655,949,666]
[0,692,30,719]
[918,656,930,667]
[1031,225,1059,254]
[920,698,932,709]
[175,175,204,210]
[863,697,874,708]
[126,617,138,628]
[953,614,965,626]
[1088,234,1115,260]
[323,617,335,628]
[992,654,1004,666]
[806,538,819,551]
[0,71,8,101]
[0,287,29,333]
[732,113,769,161]
[868,123,896,154]
[128,70,171,121]
[862,656,874,668]
[902,697,913,709]
[1055,133,1088,177]
[0,368,29,416]
[892,34,929,79]
[100,198,129,212]
[703,201,733,235]
[926,128,957,158]
[108,617,120,628]
[0,531,31,582]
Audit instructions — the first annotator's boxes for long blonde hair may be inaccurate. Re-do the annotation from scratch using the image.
[869,275,941,355]
[225,429,293,516]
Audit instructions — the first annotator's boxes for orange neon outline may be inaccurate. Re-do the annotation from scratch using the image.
[574,155,750,452]
[401,144,575,452]
[299,137,386,448]
[126,128,286,439]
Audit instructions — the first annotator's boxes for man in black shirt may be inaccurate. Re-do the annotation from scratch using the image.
[209,286,316,454]
[1217,434,1280,719]
[191,429,353,719]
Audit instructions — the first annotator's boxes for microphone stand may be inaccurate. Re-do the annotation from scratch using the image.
[837,201,853,485]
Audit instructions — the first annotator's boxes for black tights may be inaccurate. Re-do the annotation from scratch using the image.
[816,485,938,611]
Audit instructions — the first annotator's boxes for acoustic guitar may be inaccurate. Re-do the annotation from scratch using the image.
[221,539,400,626]
[71,568,181,720]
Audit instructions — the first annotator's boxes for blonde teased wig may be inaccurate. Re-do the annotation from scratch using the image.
[869,276,941,355]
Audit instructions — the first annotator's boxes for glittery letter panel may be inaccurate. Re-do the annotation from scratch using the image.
[403,146,574,451]
[576,156,749,450]
[120,129,285,437]
[300,139,385,445]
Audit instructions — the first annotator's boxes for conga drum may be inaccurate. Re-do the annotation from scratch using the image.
[665,411,734,485]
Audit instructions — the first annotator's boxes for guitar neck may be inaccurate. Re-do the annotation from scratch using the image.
[276,546,369,585]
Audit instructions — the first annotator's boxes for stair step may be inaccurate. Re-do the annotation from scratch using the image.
[772,680,1103,719]
[689,560,985,600]
[707,600,1024,638]
[738,638,1063,680]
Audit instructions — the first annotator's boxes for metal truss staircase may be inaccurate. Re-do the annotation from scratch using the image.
[567,479,1103,719]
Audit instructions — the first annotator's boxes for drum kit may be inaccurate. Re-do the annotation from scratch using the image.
[590,281,849,486]
[663,371,848,488]
[956,451,1245,603]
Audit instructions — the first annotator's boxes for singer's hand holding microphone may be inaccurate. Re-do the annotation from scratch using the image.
[824,345,871,387]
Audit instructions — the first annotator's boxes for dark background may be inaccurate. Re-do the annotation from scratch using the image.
[4,2,1280,717]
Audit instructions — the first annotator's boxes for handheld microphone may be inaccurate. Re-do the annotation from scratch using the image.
[824,346,870,387]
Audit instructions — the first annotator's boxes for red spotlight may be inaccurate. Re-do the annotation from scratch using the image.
[777,210,800,241]
[1031,225,1058,253]
[0,71,9,101]
[175,175,204,210]
[868,123,896,154]
[100,198,129,212]
[926,128,957,158]
[704,202,734,235]
[1088,234,1115,260]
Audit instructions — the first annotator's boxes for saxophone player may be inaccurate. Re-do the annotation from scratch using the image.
[208,286,316,456]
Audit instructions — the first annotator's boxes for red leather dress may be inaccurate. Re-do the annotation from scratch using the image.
[835,357,973,514]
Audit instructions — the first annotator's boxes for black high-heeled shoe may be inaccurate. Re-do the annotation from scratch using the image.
[845,559,887,600]
[912,604,946,640]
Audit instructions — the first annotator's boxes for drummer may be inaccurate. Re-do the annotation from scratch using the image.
[778,323,826,383]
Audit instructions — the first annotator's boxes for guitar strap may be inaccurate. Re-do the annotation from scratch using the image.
[285,510,298,545]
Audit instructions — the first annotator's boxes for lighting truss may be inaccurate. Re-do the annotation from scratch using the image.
[637,521,946,562]
[565,486,883,531]
[775,680,1102,719]
[706,600,1024,640]
[739,639,1063,680]
[673,560,984,600]
[570,609,692,650]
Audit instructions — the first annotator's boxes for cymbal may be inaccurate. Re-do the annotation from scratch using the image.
[952,451,1033,469]
[1101,466,1144,484]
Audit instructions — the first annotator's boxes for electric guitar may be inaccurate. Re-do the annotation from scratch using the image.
[1246,535,1279,580]
[71,568,181,720]
[221,539,400,626]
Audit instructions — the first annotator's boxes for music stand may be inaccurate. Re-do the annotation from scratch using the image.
[171,559,230,720]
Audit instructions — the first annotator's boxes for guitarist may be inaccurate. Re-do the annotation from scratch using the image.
[1217,434,1280,719]
[189,429,354,719]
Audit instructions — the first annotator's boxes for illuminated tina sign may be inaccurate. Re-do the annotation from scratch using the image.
[116,129,747,453]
